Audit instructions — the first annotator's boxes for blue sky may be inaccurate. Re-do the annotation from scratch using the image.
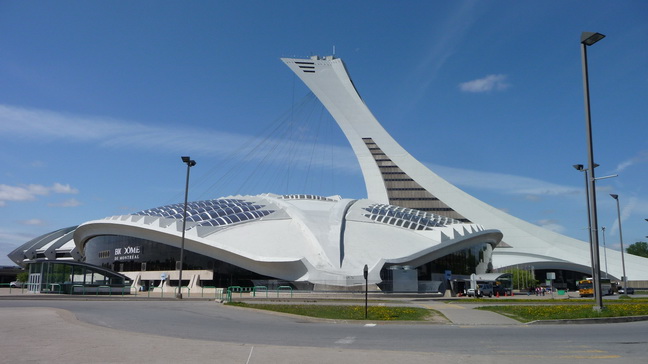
[1,1,647,266]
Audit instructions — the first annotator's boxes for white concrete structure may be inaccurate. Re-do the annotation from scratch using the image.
[282,55,648,281]
[7,226,82,264]
[10,55,648,290]
[73,194,501,289]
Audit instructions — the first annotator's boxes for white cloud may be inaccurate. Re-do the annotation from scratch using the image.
[537,219,566,233]
[0,104,129,140]
[608,196,639,235]
[19,219,46,226]
[51,183,78,194]
[459,74,510,93]
[48,198,81,208]
[427,163,579,197]
[0,183,78,205]
[615,150,648,172]
[0,104,360,174]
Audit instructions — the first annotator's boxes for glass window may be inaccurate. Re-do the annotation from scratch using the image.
[72,265,84,283]
[84,270,94,285]
[92,272,107,285]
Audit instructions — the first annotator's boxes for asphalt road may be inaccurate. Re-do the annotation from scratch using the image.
[1,298,647,363]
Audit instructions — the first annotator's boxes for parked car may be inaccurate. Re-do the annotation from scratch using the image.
[478,283,494,297]
[9,281,26,288]
[618,287,635,294]
[466,283,493,298]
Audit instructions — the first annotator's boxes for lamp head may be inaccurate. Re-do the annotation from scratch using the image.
[581,32,605,46]
[610,194,618,200]
[181,156,196,167]
[573,164,584,171]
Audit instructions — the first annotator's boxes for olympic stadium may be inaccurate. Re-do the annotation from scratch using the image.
[8,55,648,294]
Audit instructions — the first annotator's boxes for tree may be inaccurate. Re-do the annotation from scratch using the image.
[16,271,29,282]
[626,241,648,258]
[504,267,538,290]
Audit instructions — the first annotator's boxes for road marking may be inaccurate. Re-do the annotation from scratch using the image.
[245,346,254,364]
[365,323,376,327]
[335,336,356,345]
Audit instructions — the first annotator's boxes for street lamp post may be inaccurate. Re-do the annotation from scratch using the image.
[363,264,368,319]
[574,164,617,281]
[610,194,627,296]
[573,164,595,280]
[580,31,605,311]
[601,227,608,279]
[177,156,196,299]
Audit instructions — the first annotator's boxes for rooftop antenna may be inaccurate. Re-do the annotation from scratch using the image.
[333,45,336,56]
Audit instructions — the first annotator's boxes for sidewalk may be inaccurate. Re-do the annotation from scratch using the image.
[416,301,522,325]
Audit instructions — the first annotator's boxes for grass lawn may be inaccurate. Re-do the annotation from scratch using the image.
[455,296,648,304]
[478,302,648,322]
[226,302,437,321]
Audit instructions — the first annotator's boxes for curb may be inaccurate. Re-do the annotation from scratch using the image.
[527,315,648,325]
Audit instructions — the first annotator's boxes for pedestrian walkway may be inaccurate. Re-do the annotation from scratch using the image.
[416,301,522,325]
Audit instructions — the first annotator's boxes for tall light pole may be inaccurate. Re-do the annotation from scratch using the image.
[573,164,595,279]
[177,156,196,299]
[601,226,608,279]
[363,264,368,319]
[580,31,605,311]
[574,164,617,281]
[610,194,627,295]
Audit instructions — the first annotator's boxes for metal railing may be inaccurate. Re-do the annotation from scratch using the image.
[253,286,268,297]
[225,285,293,302]
[72,284,85,295]
[49,283,62,294]
[201,285,225,299]
[277,285,293,298]
[147,286,163,298]
[1,282,27,294]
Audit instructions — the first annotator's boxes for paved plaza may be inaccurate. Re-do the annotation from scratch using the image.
[1,289,646,363]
